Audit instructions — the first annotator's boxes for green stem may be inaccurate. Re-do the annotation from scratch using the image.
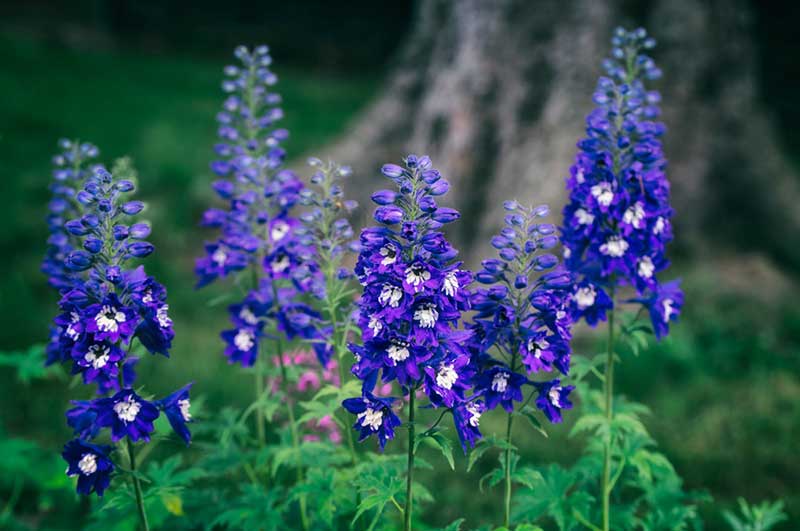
[254,357,266,447]
[277,341,309,531]
[503,410,515,528]
[403,391,416,531]
[601,304,616,531]
[127,439,150,531]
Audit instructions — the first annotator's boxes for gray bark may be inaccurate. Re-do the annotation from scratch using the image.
[325,0,800,269]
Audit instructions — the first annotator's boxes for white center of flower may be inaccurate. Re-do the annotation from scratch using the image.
[638,256,655,278]
[387,342,410,363]
[66,312,81,340]
[212,248,227,266]
[575,286,596,309]
[442,271,459,297]
[78,453,97,475]
[491,372,509,393]
[436,363,458,390]
[95,305,126,333]
[378,284,403,308]
[575,208,595,225]
[84,344,110,369]
[548,386,563,407]
[178,399,192,421]
[234,329,255,351]
[239,307,258,325]
[653,217,666,235]
[413,304,439,328]
[600,236,629,257]
[527,337,550,359]
[271,221,290,241]
[662,299,675,323]
[368,315,383,335]
[157,304,172,328]
[271,254,290,273]
[142,290,154,304]
[379,244,397,266]
[114,394,141,423]
[466,403,482,427]
[405,264,431,290]
[358,407,383,431]
[623,202,645,229]
[591,182,614,206]
[563,247,572,259]
[575,169,585,183]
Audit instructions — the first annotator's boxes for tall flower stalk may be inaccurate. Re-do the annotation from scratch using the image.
[48,163,192,531]
[195,44,318,529]
[343,155,477,530]
[470,201,574,527]
[298,158,360,463]
[560,27,683,531]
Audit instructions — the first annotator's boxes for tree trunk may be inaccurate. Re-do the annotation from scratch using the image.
[325,0,800,270]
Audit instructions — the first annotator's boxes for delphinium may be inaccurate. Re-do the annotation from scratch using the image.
[48,165,191,531]
[560,27,684,531]
[343,155,477,531]
[469,200,574,528]
[43,139,100,364]
[195,44,318,529]
[295,158,362,463]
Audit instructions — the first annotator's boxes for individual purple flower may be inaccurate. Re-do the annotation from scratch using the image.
[560,28,682,337]
[66,400,101,440]
[475,366,526,412]
[157,383,193,445]
[342,391,402,450]
[533,379,574,423]
[222,324,262,367]
[635,279,684,340]
[84,293,138,344]
[69,339,124,387]
[62,439,114,496]
[94,389,160,442]
[452,399,486,452]
[422,354,474,408]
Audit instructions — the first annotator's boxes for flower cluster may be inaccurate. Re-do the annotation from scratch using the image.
[46,166,192,496]
[561,27,682,338]
[471,202,575,423]
[195,45,321,367]
[344,155,479,451]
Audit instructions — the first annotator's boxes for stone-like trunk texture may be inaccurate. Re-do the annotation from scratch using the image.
[325,0,799,269]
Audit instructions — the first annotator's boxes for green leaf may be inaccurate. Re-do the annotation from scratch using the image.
[519,406,548,438]
[419,431,455,470]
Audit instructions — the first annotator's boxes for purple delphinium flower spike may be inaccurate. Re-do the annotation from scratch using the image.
[343,155,478,451]
[560,28,682,337]
[196,45,320,370]
[470,201,575,423]
[46,163,192,496]
[296,158,360,365]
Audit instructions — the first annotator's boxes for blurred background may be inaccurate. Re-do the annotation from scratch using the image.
[0,0,798,529]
